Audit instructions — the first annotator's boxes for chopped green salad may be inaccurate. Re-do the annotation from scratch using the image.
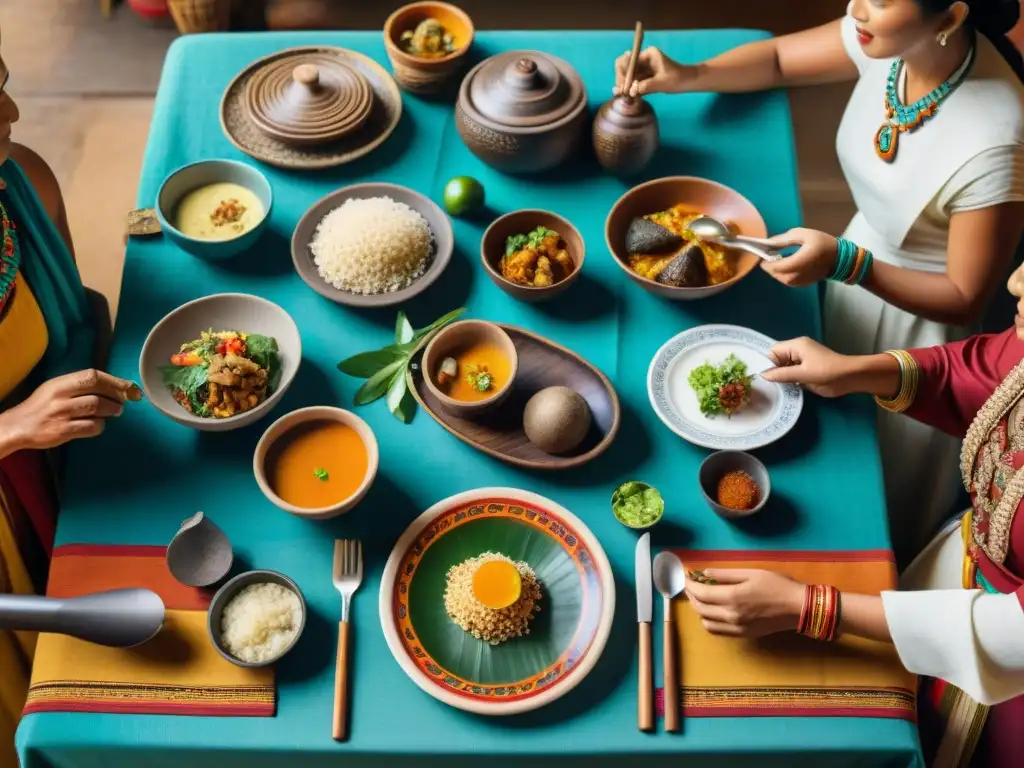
[687,353,753,418]
[611,481,664,529]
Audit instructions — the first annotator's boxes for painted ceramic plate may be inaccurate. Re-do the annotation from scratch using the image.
[647,324,803,451]
[379,488,615,715]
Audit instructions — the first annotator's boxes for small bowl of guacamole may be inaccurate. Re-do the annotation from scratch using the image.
[611,481,664,530]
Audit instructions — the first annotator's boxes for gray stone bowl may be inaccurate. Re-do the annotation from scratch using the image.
[207,569,306,668]
[290,182,454,308]
[138,293,301,432]
[698,450,771,519]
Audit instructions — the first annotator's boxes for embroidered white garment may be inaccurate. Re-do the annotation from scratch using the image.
[826,13,1024,566]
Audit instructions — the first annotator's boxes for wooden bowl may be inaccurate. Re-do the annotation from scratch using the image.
[421,320,519,419]
[383,2,474,95]
[481,209,584,303]
[409,325,620,470]
[605,176,767,301]
[253,406,379,520]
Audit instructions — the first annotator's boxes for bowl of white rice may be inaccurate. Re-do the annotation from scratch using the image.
[291,182,454,308]
[208,569,306,668]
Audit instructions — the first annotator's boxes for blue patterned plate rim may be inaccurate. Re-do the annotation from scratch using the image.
[645,324,804,451]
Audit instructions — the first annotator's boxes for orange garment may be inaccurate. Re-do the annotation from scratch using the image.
[0,274,49,765]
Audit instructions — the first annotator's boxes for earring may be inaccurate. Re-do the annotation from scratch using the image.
[938,32,948,46]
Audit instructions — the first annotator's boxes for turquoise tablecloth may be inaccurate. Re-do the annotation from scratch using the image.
[17,30,921,768]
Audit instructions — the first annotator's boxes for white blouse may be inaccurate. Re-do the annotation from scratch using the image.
[837,13,1024,272]
[884,519,1024,706]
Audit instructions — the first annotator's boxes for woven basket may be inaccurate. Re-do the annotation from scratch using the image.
[167,0,231,34]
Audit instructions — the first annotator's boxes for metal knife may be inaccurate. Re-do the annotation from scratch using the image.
[635,532,654,732]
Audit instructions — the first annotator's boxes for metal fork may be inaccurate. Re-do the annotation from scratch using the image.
[332,539,362,741]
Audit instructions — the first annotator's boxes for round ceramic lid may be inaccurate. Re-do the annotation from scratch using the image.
[245,53,374,145]
[463,50,585,130]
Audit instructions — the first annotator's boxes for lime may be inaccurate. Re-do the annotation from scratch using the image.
[442,176,485,216]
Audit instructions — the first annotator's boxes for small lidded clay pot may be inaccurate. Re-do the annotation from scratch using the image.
[244,52,374,147]
[593,22,659,177]
[455,50,588,174]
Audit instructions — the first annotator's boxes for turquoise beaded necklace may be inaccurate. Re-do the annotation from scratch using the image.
[874,45,975,163]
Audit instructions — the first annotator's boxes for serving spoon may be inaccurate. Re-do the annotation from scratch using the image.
[688,215,785,263]
[0,588,165,648]
[653,551,687,732]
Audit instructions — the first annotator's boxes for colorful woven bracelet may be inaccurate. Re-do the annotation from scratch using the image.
[829,237,857,282]
[875,349,918,413]
[830,238,873,285]
[850,248,874,286]
[797,584,840,642]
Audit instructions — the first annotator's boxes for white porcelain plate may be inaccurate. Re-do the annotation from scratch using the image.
[647,324,803,451]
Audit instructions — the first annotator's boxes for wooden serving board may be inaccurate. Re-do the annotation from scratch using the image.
[408,325,620,470]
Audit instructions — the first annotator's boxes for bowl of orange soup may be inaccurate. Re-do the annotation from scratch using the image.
[253,406,379,519]
[421,320,518,418]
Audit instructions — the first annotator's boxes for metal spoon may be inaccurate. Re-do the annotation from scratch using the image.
[653,551,687,733]
[0,588,165,648]
[687,215,784,262]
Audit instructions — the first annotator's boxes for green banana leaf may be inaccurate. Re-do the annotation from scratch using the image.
[407,518,585,686]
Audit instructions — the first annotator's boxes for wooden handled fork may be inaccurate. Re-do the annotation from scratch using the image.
[332,539,363,741]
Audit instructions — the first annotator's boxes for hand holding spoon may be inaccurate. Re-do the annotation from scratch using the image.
[653,551,687,732]
[687,216,786,263]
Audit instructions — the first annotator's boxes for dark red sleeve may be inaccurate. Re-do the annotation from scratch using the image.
[1016,585,1024,612]
[903,329,1021,437]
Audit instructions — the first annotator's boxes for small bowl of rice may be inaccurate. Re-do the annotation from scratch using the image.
[290,182,454,308]
[207,569,306,668]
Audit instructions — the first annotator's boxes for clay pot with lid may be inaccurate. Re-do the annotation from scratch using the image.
[244,53,374,147]
[593,22,659,177]
[455,51,588,175]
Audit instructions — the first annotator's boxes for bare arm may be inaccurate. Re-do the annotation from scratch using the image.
[10,142,78,264]
[619,18,859,96]
[837,593,892,643]
[863,203,1024,326]
[687,19,858,92]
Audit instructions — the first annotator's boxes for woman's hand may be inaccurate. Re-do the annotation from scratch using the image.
[760,337,854,397]
[760,227,838,287]
[686,569,805,638]
[614,46,696,96]
[761,337,902,400]
[0,369,141,458]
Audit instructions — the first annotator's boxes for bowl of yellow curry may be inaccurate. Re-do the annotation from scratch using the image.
[604,176,766,301]
[481,209,584,303]
[156,159,273,261]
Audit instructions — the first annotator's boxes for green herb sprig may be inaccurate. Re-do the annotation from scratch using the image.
[337,308,465,424]
[504,226,558,257]
[314,468,329,481]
